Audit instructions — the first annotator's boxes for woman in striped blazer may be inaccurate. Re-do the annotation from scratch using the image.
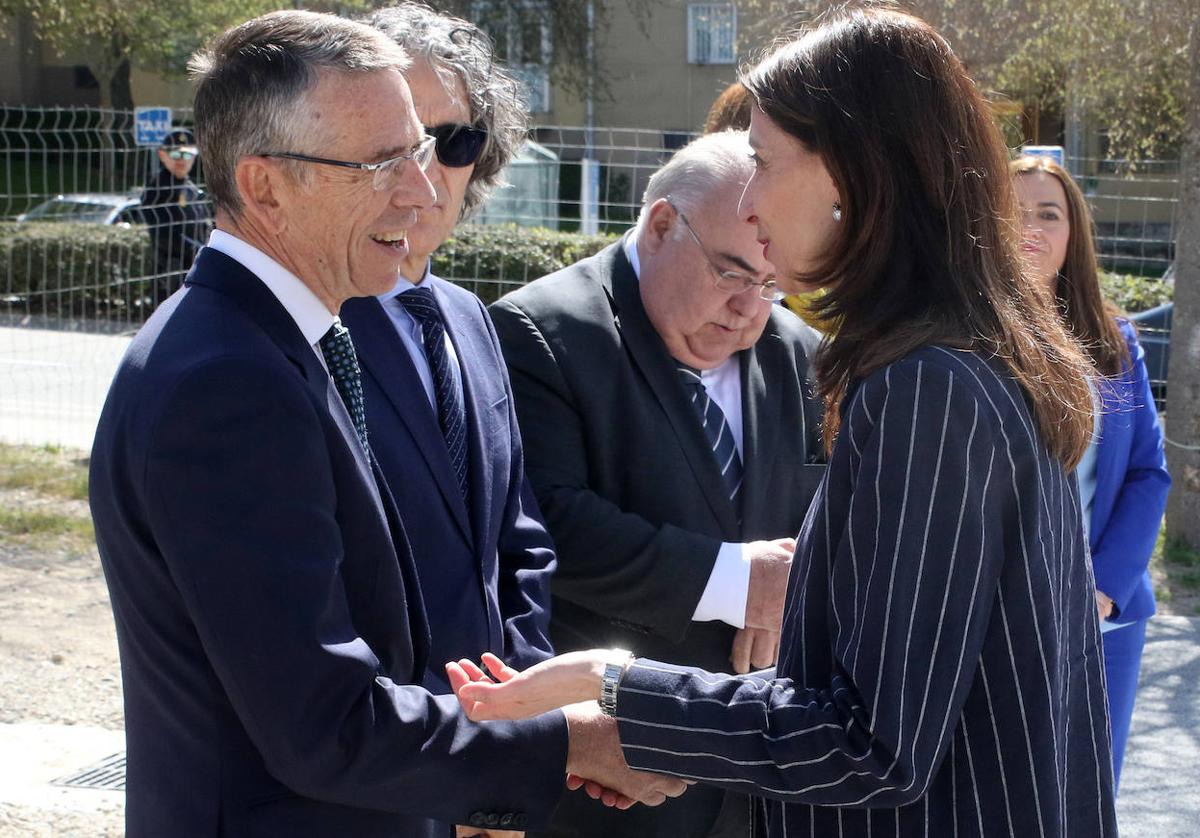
[1013,154,1171,788]
[448,9,1118,837]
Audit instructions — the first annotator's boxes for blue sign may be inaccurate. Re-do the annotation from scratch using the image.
[134,107,173,147]
[1020,145,1065,167]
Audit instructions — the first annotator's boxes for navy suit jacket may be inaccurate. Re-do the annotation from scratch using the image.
[89,248,566,837]
[340,277,556,691]
[1089,318,1171,623]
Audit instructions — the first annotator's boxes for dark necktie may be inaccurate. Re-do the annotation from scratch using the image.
[678,365,743,515]
[396,287,469,501]
[319,320,371,456]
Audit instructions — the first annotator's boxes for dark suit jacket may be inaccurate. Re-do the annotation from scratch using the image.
[340,278,556,691]
[616,347,1117,838]
[89,248,566,838]
[490,240,824,837]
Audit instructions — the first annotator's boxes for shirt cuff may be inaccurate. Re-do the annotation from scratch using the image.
[691,542,751,628]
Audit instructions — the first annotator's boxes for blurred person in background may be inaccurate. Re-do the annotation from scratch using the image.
[1012,153,1171,789]
[136,127,210,303]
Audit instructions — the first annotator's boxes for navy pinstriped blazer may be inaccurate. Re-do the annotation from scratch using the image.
[614,346,1117,837]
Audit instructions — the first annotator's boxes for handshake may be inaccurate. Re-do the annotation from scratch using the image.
[446,651,692,820]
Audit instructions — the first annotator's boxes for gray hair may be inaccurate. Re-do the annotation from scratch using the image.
[189,10,411,215]
[637,130,755,239]
[365,3,528,216]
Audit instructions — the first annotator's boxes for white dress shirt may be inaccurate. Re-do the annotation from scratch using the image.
[376,267,466,417]
[204,230,334,366]
[626,236,751,629]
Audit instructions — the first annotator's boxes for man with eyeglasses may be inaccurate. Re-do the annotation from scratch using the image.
[334,4,559,730]
[89,11,686,838]
[491,131,826,838]
[136,126,211,304]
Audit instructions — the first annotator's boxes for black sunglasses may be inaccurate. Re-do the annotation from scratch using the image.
[428,123,487,168]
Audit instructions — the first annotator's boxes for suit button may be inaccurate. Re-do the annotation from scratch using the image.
[485,812,500,827]
[514,813,528,828]
[499,813,514,827]
[468,811,486,827]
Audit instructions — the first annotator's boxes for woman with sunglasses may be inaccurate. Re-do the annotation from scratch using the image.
[338,12,560,836]
[446,8,1118,837]
[1012,154,1171,790]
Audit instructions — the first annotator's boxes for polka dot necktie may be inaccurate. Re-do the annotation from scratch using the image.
[678,364,743,519]
[396,287,469,502]
[319,320,371,456]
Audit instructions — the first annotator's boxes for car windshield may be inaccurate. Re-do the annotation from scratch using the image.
[23,200,118,223]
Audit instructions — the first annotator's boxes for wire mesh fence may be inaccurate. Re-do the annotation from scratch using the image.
[0,105,1183,449]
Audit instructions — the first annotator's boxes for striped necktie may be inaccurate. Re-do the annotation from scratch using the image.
[319,320,371,456]
[396,286,469,502]
[677,365,743,515]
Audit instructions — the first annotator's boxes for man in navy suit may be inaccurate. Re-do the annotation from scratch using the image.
[342,3,554,691]
[88,11,685,837]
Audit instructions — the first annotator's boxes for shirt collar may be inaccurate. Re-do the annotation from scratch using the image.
[378,261,435,303]
[623,233,643,280]
[205,229,335,348]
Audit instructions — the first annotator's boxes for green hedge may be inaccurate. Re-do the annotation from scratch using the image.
[1099,271,1174,314]
[0,221,154,319]
[1,219,1171,322]
[434,224,619,304]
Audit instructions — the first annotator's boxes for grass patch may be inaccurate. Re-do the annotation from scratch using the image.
[0,507,93,539]
[0,443,90,501]
[1150,523,1200,615]
[0,443,94,553]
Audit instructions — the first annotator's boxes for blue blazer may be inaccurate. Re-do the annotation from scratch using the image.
[340,279,556,691]
[90,249,566,838]
[1090,319,1171,624]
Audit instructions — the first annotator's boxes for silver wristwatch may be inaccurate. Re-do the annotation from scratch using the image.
[599,649,633,717]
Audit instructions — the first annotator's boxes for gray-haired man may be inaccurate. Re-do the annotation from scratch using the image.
[89,10,685,838]
[492,131,825,837]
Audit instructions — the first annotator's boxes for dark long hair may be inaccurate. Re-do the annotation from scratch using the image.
[742,8,1095,468]
[1011,155,1131,376]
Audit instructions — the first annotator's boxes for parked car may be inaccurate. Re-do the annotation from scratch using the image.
[1131,301,1172,411]
[15,192,142,225]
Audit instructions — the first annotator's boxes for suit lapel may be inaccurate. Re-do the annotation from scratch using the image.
[186,250,430,671]
[433,284,497,554]
[340,295,474,547]
[604,243,740,536]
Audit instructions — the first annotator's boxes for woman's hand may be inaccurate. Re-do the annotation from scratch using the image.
[1096,591,1115,622]
[445,650,619,721]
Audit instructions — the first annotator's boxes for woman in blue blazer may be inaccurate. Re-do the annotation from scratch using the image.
[1013,154,1172,788]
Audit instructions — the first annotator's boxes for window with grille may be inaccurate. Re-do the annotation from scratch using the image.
[688,4,736,65]
[472,0,552,112]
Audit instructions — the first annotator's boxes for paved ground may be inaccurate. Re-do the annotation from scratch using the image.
[0,325,132,451]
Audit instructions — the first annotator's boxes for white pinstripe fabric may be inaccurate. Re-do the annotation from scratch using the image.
[613,347,1117,837]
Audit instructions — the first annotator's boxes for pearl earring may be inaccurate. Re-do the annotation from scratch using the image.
[832,202,843,222]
